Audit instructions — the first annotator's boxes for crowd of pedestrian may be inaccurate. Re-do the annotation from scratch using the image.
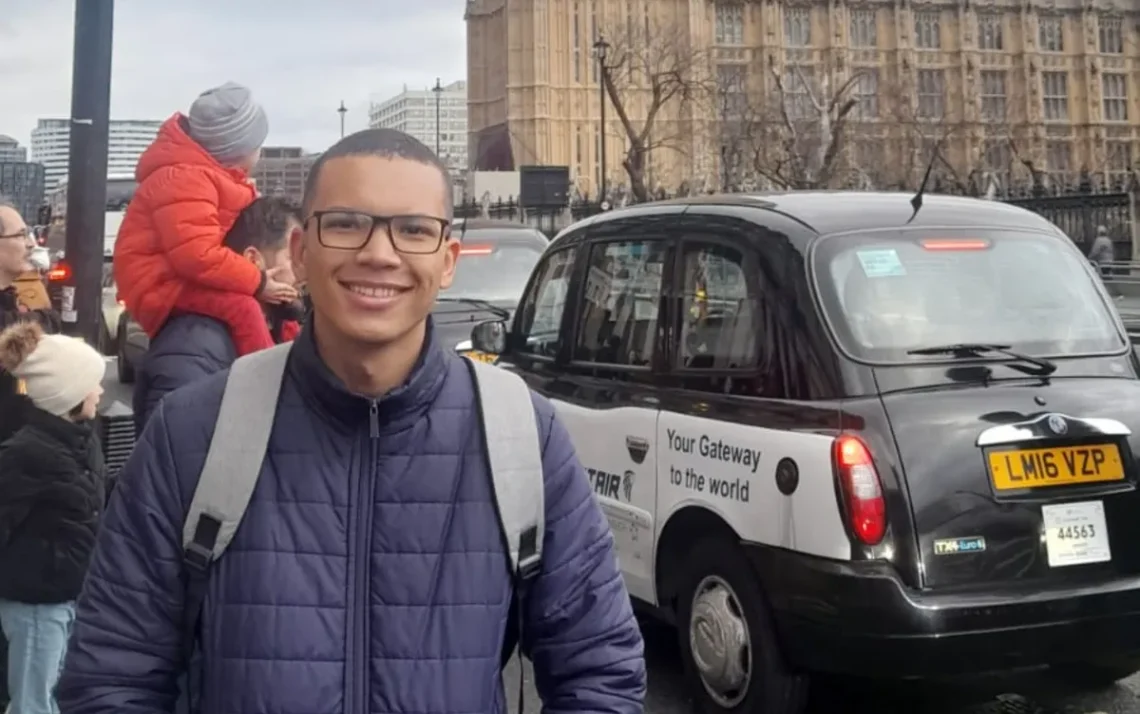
[0,80,644,714]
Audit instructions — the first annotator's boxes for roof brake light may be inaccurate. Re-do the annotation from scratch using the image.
[47,263,71,282]
[921,239,991,251]
[460,245,494,256]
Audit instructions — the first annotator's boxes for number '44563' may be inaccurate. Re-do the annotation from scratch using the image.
[1056,524,1096,540]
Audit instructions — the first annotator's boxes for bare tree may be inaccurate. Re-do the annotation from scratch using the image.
[733,61,874,190]
[600,19,712,202]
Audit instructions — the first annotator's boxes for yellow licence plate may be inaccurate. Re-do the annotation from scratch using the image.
[988,444,1125,490]
[461,350,497,364]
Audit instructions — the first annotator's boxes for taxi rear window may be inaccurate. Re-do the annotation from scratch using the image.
[812,229,1125,362]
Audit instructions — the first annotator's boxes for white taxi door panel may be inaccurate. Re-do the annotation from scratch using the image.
[656,410,851,561]
[552,400,658,603]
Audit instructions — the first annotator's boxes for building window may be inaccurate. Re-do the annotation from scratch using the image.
[915,69,944,119]
[715,2,744,45]
[914,11,940,49]
[980,70,1007,122]
[575,240,667,367]
[978,13,1003,51]
[783,65,815,119]
[1038,15,1063,52]
[1099,16,1123,54]
[1102,73,1128,122]
[852,69,879,119]
[591,2,599,83]
[573,2,581,83]
[784,7,811,47]
[1106,141,1132,186]
[1041,71,1069,121]
[716,64,747,119]
[849,8,877,48]
[1046,141,1071,183]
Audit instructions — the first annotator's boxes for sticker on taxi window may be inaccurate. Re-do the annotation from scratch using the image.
[856,248,906,278]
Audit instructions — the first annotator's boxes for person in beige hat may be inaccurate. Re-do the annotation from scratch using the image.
[0,322,106,714]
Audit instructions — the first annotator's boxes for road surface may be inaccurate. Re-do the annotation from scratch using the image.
[101,362,1140,713]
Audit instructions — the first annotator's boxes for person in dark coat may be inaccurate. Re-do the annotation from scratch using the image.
[58,129,645,714]
[132,196,305,433]
[0,198,62,710]
[0,321,107,714]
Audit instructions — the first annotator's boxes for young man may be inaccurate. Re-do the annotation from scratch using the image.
[132,196,304,432]
[58,129,645,713]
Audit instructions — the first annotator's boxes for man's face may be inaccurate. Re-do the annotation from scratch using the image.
[0,206,32,282]
[292,156,458,346]
[243,219,300,292]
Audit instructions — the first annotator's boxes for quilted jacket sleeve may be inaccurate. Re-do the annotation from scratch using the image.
[57,403,187,714]
[523,395,647,714]
[150,166,262,295]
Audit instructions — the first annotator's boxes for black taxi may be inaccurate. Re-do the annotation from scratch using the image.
[468,192,1140,713]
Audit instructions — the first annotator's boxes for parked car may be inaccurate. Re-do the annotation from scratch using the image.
[439,218,548,361]
[467,192,1140,713]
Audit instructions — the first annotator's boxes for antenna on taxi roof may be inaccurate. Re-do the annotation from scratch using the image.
[906,136,946,225]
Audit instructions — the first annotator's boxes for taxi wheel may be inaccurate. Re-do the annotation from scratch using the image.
[115,321,135,385]
[1053,659,1140,691]
[676,539,809,714]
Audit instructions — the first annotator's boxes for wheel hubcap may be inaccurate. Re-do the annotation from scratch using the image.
[689,575,752,708]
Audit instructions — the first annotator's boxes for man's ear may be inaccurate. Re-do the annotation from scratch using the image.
[289,225,307,284]
[438,236,462,290]
[242,246,265,270]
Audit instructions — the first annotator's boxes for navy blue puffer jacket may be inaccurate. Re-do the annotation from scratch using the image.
[59,323,646,714]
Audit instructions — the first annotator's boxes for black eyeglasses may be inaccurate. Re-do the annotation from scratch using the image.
[306,210,450,254]
[0,227,31,241]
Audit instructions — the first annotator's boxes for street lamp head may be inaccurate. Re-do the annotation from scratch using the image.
[337,100,346,115]
[433,77,442,92]
[592,35,609,60]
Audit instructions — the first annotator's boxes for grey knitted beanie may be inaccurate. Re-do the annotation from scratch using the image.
[187,81,269,166]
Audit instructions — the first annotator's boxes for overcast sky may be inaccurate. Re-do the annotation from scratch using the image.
[0,0,465,152]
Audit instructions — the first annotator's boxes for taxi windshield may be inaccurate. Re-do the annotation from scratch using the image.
[812,229,1125,362]
[443,236,545,304]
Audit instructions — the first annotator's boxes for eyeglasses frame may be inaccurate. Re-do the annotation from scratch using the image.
[304,210,451,255]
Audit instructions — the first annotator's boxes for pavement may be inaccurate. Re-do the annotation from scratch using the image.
[101,360,1140,714]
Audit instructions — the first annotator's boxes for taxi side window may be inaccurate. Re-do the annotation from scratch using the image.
[573,240,666,367]
[513,247,577,359]
[677,243,756,371]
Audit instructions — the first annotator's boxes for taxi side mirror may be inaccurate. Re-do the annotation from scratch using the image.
[471,319,507,354]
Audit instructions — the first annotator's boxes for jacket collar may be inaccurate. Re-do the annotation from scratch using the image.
[288,316,449,435]
[23,407,92,450]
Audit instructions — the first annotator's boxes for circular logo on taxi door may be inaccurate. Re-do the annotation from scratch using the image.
[1047,414,1068,435]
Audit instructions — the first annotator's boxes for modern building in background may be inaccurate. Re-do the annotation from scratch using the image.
[466,0,1140,193]
[250,147,318,205]
[31,118,161,191]
[369,81,468,172]
[0,162,46,224]
[0,135,27,163]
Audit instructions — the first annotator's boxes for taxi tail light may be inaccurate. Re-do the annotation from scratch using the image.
[832,434,887,546]
[47,262,71,282]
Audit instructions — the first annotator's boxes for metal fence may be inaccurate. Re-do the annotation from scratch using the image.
[458,179,1137,255]
[454,198,605,237]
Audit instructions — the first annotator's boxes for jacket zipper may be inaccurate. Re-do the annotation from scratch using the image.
[348,400,380,714]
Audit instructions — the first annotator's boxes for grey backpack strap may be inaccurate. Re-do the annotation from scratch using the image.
[179,342,291,673]
[182,342,293,564]
[464,358,545,580]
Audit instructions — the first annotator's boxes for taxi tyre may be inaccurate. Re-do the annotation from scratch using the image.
[676,538,809,714]
[116,316,135,384]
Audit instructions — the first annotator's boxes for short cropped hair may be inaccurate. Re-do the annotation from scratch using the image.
[301,128,452,219]
[224,196,301,254]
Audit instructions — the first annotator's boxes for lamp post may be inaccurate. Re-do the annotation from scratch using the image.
[64,0,114,345]
[432,78,443,156]
[592,35,610,202]
[337,100,347,138]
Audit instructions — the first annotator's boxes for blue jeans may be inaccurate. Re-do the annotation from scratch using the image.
[0,601,74,714]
